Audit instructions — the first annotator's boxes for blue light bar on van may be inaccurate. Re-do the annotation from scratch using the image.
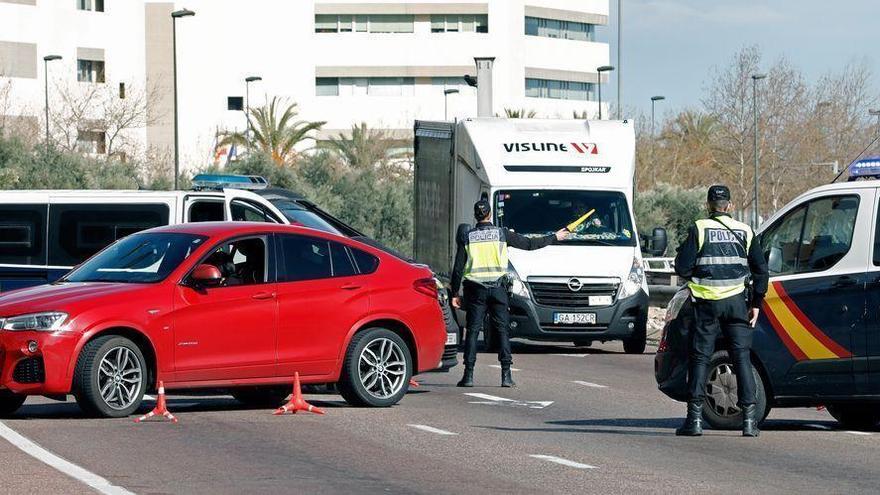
[191,174,269,191]
[847,156,880,181]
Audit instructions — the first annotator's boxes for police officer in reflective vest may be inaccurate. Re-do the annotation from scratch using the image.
[451,198,569,387]
[674,185,769,437]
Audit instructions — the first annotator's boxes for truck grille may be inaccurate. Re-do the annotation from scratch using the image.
[529,282,618,308]
[13,357,45,384]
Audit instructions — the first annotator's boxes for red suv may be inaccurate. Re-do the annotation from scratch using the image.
[0,223,446,417]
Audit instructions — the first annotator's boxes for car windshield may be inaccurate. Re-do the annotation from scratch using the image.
[268,199,342,235]
[495,190,636,247]
[64,233,207,283]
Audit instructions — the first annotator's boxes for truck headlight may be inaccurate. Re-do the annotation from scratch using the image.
[0,312,69,332]
[509,268,530,299]
[617,257,646,299]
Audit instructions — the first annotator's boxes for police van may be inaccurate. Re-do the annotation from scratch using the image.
[657,158,880,429]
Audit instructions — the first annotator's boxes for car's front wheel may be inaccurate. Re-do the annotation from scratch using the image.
[74,335,147,418]
[827,404,880,430]
[701,351,770,430]
[0,389,26,417]
[339,328,412,407]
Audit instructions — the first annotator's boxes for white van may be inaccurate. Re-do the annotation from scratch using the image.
[414,119,664,353]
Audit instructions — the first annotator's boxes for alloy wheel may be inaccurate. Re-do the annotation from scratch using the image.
[706,362,740,417]
[97,346,143,411]
[358,338,407,399]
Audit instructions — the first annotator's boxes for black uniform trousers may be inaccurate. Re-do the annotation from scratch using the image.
[687,294,757,407]
[462,281,513,369]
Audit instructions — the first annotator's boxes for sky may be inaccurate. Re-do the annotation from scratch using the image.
[597,0,880,117]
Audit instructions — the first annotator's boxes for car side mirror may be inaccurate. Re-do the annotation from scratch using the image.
[768,247,783,274]
[641,227,668,257]
[191,264,222,288]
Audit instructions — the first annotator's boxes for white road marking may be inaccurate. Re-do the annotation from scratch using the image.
[572,380,608,389]
[407,424,459,436]
[488,364,521,371]
[464,393,553,409]
[530,454,597,470]
[0,421,135,495]
[805,423,832,431]
[465,392,514,402]
[551,353,588,358]
[846,430,872,436]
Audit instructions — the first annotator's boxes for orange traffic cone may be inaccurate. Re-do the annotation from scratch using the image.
[409,378,420,388]
[135,381,177,423]
[273,372,325,415]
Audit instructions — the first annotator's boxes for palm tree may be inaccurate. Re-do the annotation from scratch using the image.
[325,122,409,171]
[218,97,325,165]
[503,108,538,119]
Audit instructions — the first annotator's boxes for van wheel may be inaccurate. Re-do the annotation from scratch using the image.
[339,328,412,407]
[0,390,26,417]
[701,351,769,430]
[74,335,147,418]
[623,327,647,354]
[827,404,880,430]
[232,386,292,408]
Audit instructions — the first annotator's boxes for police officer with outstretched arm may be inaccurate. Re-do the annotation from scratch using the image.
[674,185,769,437]
[450,198,569,388]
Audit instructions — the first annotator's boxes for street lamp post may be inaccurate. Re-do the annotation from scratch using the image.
[42,55,62,154]
[616,0,622,119]
[751,73,767,229]
[650,95,665,185]
[171,8,195,190]
[870,109,880,147]
[596,65,615,120]
[443,88,459,120]
[245,75,262,145]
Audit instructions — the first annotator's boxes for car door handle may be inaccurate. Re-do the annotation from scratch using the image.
[252,291,276,300]
[340,283,362,291]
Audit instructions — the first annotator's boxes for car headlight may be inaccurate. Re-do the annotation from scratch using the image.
[665,288,691,324]
[0,312,69,332]
[618,257,646,299]
[508,267,530,299]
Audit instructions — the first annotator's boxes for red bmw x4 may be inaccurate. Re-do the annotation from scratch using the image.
[0,223,446,417]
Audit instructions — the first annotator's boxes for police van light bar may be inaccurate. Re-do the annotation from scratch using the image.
[847,156,880,182]
[192,174,269,191]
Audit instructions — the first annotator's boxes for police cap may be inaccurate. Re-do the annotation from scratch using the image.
[707,185,731,202]
[474,199,491,220]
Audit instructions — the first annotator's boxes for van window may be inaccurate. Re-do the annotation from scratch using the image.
[231,200,282,223]
[761,195,858,275]
[0,205,47,265]
[48,203,170,266]
[189,201,225,222]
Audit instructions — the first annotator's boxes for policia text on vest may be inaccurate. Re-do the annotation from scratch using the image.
[450,199,569,388]
[673,185,769,438]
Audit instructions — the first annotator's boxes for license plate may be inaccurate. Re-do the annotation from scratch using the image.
[553,313,596,325]
[446,332,458,345]
[589,295,613,306]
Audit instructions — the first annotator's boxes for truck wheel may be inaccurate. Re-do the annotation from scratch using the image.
[701,351,769,430]
[74,335,147,418]
[0,390,26,417]
[232,386,292,408]
[623,331,647,354]
[339,328,412,407]
[827,404,880,430]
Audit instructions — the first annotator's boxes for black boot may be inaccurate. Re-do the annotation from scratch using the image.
[742,404,760,437]
[501,367,516,388]
[676,401,703,436]
[457,368,474,387]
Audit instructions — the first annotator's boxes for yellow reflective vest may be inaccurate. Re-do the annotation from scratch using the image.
[688,215,754,301]
[463,226,509,285]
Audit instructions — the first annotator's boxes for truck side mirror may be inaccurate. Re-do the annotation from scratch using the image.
[641,227,668,257]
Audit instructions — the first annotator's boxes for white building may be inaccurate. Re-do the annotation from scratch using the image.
[0,0,610,171]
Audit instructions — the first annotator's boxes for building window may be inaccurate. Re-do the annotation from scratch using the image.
[431,14,488,33]
[77,130,106,154]
[227,96,243,111]
[317,77,415,97]
[77,0,104,12]
[367,77,414,96]
[316,77,339,96]
[432,76,468,93]
[525,16,594,41]
[525,78,594,101]
[77,59,105,83]
[315,14,414,33]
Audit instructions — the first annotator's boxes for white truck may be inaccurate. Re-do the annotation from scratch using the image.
[413,118,666,353]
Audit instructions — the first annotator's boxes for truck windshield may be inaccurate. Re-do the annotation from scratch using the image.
[495,190,636,247]
[267,199,342,235]
[64,233,206,283]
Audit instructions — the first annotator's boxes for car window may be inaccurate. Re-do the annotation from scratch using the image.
[278,235,333,282]
[761,195,858,275]
[351,247,380,274]
[188,201,225,222]
[874,200,880,266]
[331,242,357,277]
[48,203,170,266]
[0,204,47,265]
[231,200,282,223]
[201,237,268,287]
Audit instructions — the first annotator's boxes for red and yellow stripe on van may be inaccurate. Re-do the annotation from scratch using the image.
[763,281,851,361]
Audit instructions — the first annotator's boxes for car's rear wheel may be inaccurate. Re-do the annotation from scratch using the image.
[74,335,147,418]
[339,328,412,407]
[231,386,292,408]
[701,351,769,430]
[0,390,26,417]
[827,404,880,430]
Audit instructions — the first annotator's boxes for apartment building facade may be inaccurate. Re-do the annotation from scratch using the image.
[0,0,610,170]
